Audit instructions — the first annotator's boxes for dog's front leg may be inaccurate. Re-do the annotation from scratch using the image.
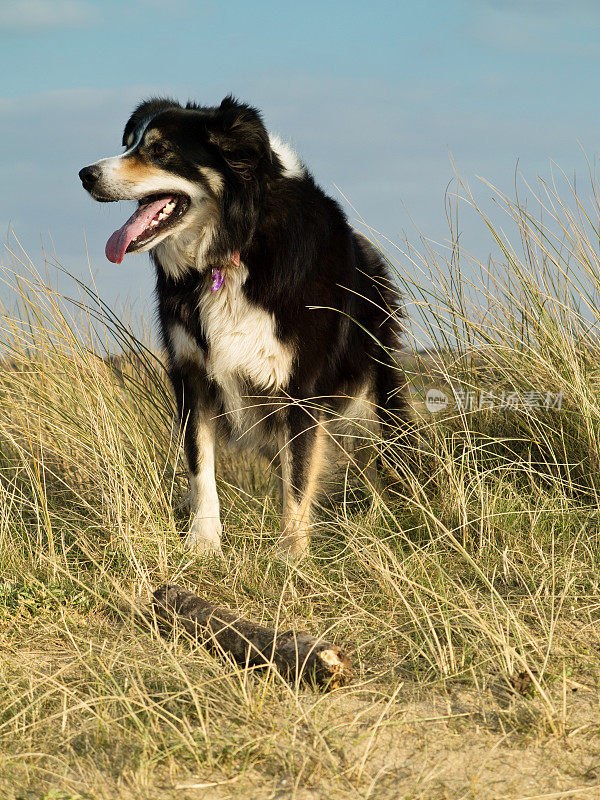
[175,371,222,554]
[277,406,326,559]
[185,409,222,554]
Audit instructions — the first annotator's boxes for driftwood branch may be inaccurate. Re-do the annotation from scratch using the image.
[152,583,353,690]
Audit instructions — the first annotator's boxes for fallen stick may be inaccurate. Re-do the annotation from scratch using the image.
[152,583,353,690]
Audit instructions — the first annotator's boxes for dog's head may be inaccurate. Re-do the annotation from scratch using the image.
[79,96,271,264]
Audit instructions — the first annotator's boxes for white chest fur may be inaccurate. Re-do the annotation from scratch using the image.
[195,265,294,433]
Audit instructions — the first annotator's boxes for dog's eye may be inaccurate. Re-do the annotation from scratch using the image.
[152,143,168,157]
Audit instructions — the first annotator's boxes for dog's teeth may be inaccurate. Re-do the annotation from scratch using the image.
[146,200,176,232]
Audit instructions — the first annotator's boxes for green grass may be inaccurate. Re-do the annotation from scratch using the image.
[3,169,600,799]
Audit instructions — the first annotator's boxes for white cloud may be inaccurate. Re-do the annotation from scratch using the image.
[0,0,99,31]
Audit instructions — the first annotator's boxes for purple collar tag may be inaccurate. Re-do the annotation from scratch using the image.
[211,267,224,292]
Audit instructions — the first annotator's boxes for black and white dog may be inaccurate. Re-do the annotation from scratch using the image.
[79,96,410,558]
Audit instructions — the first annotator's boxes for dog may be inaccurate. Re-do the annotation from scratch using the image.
[79,95,411,558]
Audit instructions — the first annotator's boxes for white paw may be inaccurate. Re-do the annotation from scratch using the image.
[184,515,223,555]
[279,520,310,560]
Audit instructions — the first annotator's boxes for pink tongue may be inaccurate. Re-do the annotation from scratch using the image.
[105,197,174,263]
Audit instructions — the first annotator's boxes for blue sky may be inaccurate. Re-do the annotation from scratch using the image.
[1,0,600,345]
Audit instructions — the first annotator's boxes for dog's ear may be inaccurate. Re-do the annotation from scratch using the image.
[205,95,270,180]
[122,97,181,148]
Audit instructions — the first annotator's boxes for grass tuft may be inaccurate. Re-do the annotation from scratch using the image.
[3,169,600,797]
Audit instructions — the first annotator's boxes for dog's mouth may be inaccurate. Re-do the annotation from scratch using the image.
[105,194,190,264]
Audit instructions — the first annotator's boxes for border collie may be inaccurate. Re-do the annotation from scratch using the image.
[79,96,410,558]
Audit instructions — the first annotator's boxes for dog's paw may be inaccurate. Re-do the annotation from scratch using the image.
[184,516,223,555]
[279,523,310,561]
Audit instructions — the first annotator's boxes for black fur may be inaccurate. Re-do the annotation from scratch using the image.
[149,98,408,410]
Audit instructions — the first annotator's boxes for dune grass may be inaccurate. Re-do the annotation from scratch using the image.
[2,169,600,798]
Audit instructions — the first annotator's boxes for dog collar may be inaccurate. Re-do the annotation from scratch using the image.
[211,251,240,292]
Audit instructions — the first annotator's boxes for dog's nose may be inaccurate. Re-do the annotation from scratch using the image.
[79,165,100,191]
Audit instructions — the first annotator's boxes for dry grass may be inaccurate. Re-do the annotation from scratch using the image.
[3,167,600,799]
